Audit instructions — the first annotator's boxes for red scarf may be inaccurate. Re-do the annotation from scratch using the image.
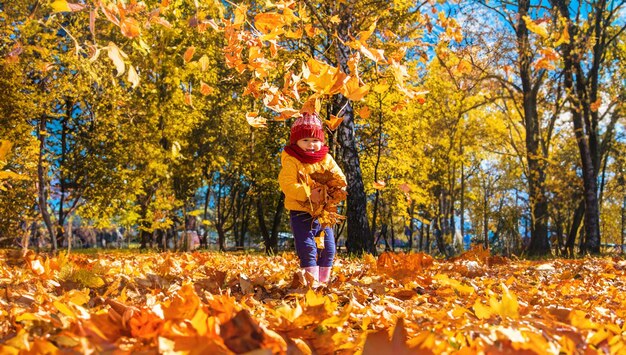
[284,144,329,164]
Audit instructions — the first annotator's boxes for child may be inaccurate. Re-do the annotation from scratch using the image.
[278,112,347,283]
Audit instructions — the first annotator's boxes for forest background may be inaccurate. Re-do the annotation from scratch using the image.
[1,0,626,258]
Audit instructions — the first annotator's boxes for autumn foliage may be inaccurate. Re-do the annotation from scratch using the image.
[1,249,626,354]
[298,169,348,229]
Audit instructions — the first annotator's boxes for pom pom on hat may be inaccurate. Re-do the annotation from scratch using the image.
[290,112,325,145]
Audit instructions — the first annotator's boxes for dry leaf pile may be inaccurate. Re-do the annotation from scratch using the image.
[1,247,625,354]
[297,169,347,229]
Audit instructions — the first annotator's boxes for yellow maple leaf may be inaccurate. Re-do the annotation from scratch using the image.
[343,76,370,101]
[254,12,285,34]
[489,283,520,319]
[473,299,494,320]
[523,16,549,38]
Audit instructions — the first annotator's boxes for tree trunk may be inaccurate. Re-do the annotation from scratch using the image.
[550,0,609,254]
[334,2,373,255]
[460,140,465,247]
[257,193,284,255]
[483,189,489,249]
[517,0,550,256]
[565,200,585,256]
[620,196,626,254]
[389,208,395,252]
[407,201,415,252]
[202,179,211,249]
[36,115,56,252]
[419,222,425,252]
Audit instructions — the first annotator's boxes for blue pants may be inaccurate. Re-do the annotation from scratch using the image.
[289,211,336,267]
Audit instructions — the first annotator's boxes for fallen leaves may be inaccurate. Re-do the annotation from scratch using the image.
[0,250,625,354]
[298,169,347,229]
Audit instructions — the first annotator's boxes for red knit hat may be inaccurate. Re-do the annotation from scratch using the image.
[290,112,325,145]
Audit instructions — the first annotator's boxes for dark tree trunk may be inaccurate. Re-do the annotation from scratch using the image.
[389,208,395,252]
[565,200,585,256]
[460,140,465,247]
[620,196,626,254]
[425,224,431,254]
[257,193,285,255]
[202,173,212,249]
[554,213,564,256]
[517,0,550,256]
[407,201,415,252]
[419,222,425,252]
[37,115,56,251]
[549,0,621,254]
[333,2,373,255]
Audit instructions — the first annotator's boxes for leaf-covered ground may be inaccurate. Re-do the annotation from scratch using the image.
[1,248,625,354]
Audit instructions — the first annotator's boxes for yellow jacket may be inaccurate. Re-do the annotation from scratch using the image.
[278,150,346,212]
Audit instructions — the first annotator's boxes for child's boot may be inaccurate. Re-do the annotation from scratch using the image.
[303,266,319,282]
[319,266,332,283]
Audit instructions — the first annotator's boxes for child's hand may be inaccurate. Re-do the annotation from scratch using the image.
[310,186,326,204]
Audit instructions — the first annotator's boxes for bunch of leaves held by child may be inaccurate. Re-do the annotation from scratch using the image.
[297,169,347,229]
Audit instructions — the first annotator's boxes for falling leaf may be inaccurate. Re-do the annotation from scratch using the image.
[373,180,386,190]
[326,115,344,131]
[554,16,570,46]
[246,112,267,128]
[359,45,386,63]
[200,82,214,96]
[184,46,196,63]
[233,5,248,27]
[127,65,140,88]
[120,17,141,38]
[184,92,193,107]
[523,16,549,38]
[343,77,370,101]
[300,96,320,114]
[357,106,371,119]
[199,55,210,71]
[107,42,126,77]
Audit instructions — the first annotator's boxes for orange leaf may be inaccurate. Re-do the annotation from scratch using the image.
[373,180,386,190]
[184,92,193,107]
[200,82,214,96]
[357,106,371,119]
[120,17,141,38]
[300,96,320,114]
[254,13,285,35]
[326,115,343,131]
[343,76,370,101]
[362,318,413,355]
[184,46,195,63]
[590,98,602,112]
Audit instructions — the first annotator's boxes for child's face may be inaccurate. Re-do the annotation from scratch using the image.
[296,137,323,152]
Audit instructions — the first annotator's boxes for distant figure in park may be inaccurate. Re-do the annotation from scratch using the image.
[184,215,200,251]
[278,112,347,284]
